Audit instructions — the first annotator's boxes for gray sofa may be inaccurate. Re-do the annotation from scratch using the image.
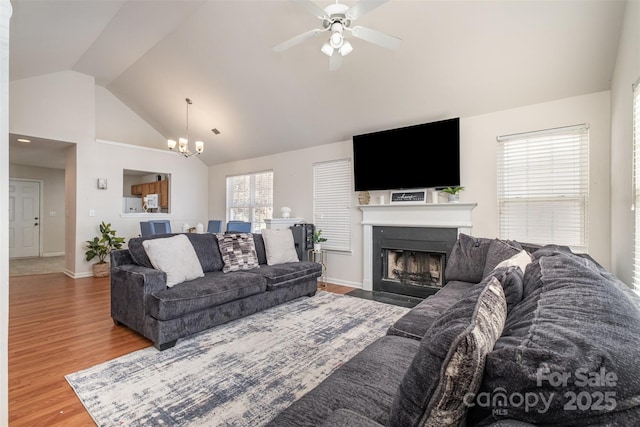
[110,232,321,350]
[267,234,640,426]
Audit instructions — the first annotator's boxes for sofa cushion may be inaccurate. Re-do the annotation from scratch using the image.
[387,281,475,340]
[471,246,640,425]
[261,228,299,265]
[482,238,523,278]
[216,233,260,273]
[246,261,322,290]
[265,335,420,427]
[128,233,223,273]
[147,270,267,320]
[253,233,268,265]
[445,234,492,283]
[142,234,204,287]
[390,274,507,427]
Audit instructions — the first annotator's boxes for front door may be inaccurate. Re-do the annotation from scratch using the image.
[9,179,41,258]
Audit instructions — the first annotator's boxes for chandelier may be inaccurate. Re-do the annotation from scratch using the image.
[167,98,204,157]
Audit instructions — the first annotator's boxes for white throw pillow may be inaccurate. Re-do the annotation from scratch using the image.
[142,234,204,287]
[261,228,300,266]
[495,249,532,273]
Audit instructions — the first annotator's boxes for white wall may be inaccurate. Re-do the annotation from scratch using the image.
[9,164,66,255]
[610,0,640,286]
[1,0,11,423]
[210,91,613,287]
[9,71,209,277]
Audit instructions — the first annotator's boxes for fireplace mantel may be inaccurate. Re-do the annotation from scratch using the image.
[359,203,477,291]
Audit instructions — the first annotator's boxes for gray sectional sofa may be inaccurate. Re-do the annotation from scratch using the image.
[110,232,321,350]
[267,235,640,426]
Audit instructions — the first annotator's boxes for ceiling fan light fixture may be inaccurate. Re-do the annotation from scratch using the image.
[329,31,343,48]
[321,42,334,56]
[339,41,353,56]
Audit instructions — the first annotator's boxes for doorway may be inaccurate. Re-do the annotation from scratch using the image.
[9,179,41,259]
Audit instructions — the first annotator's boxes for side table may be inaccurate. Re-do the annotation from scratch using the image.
[307,249,327,289]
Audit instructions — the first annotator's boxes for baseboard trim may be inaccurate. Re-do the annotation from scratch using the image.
[42,252,65,257]
[325,278,361,289]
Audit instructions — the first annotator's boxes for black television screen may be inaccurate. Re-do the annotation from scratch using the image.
[352,117,460,191]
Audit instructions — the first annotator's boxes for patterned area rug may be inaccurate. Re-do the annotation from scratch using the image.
[66,291,410,426]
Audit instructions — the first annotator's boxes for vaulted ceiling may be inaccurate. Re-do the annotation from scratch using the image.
[9,0,626,167]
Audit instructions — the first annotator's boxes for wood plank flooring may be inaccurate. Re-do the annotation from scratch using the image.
[8,273,353,426]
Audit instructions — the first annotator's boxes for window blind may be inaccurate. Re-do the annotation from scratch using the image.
[497,124,589,252]
[226,170,273,232]
[313,159,352,252]
[632,78,640,289]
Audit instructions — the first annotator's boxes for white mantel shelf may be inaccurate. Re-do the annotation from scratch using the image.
[359,202,477,291]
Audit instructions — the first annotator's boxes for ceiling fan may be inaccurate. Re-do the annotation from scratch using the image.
[273,0,401,71]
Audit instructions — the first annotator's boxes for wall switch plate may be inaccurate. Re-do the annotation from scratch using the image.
[89,209,96,217]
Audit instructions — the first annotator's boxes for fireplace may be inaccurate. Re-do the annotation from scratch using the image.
[372,226,457,298]
[359,203,476,293]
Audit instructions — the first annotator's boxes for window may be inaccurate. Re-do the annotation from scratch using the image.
[226,171,273,232]
[633,78,640,289]
[313,159,352,252]
[497,124,589,252]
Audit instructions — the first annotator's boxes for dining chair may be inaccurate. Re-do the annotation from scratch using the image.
[207,220,223,233]
[226,221,252,233]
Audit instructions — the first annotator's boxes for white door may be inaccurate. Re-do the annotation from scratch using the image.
[9,180,41,258]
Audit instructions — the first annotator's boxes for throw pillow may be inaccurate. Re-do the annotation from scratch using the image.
[389,273,508,427]
[471,246,640,425]
[216,233,260,273]
[142,234,204,287]
[261,228,299,265]
[482,239,523,278]
[495,249,532,273]
[444,234,493,283]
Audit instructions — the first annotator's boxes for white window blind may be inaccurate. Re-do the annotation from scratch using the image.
[313,159,352,252]
[226,170,273,232]
[632,78,640,289]
[497,124,589,252]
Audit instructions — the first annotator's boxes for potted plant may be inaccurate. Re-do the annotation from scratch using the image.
[312,229,327,251]
[85,221,125,277]
[441,186,465,203]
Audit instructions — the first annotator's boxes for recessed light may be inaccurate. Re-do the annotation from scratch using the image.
[17,138,31,143]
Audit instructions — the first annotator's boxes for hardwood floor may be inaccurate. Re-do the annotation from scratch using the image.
[8,273,353,426]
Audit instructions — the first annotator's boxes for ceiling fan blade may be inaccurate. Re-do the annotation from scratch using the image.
[273,28,323,52]
[292,0,327,19]
[350,25,401,50]
[346,0,389,21]
[329,51,342,71]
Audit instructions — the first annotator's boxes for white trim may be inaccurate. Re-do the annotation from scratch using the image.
[96,138,174,155]
[497,123,589,142]
[42,252,65,257]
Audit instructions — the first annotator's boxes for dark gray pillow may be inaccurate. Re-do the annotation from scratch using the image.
[482,239,523,278]
[471,246,640,425]
[389,273,508,427]
[491,265,525,313]
[445,234,493,283]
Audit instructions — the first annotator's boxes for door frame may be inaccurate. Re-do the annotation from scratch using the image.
[9,177,44,258]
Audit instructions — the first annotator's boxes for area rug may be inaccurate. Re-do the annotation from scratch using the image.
[65,291,410,426]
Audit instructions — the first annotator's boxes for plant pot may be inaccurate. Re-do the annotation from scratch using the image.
[448,194,460,203]
[93,262,110,278]
[314,243,322,252]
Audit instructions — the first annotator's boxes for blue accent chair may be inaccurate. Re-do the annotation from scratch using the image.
[207,220,223,233]
[140,221,154,236]
[226,221,252,233]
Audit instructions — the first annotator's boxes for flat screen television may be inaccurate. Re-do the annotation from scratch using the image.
[352,117,460,191]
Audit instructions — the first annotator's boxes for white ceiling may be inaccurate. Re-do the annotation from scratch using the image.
[8,0,626,168]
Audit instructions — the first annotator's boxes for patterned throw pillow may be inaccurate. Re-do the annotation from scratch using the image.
[390,274,508,427]
[216,233,260,273]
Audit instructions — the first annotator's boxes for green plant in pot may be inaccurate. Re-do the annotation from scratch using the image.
[85,221,125,277]
[441,186,465,203]
[312,229,327,251]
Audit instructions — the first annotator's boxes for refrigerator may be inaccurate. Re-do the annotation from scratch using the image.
[123,196,143,213]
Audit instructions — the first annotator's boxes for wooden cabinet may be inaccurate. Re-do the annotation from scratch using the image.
[131,179,169,209]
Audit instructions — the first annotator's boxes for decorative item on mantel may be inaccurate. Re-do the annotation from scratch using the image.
[441,186,465,203]
[358,191,371,205]
[281,207,292,218]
